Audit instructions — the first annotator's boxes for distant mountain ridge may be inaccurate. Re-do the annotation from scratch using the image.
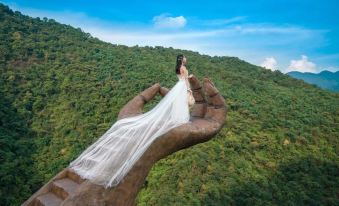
[287,70,339,92]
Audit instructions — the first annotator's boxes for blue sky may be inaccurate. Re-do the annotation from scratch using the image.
[2,0,339,73]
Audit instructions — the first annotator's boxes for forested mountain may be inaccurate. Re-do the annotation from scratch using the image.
[1,3,338,206]
[287,70,339,92]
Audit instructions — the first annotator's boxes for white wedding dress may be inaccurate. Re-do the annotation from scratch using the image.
[68,75,191,188]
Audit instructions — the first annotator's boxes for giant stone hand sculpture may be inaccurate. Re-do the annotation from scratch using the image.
[22,75,227,206]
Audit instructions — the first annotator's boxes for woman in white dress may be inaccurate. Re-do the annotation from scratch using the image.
[176,54,195,107]
[68,54,195,188]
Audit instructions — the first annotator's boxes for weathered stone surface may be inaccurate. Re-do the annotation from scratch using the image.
[22,75,227,206]
[36,193,62,206]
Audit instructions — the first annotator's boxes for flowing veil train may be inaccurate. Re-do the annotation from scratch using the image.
[68,76,190,188]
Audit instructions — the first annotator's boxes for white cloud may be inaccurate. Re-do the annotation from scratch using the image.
[153,14,187,29]
[198,16,246,26]
[233,24,327,35]
[287,55,317,73]
[260,57,277,70]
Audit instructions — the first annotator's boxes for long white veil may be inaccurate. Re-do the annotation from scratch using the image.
[68,77,190,188]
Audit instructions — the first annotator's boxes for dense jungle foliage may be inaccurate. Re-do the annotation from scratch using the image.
[0,3,338,206]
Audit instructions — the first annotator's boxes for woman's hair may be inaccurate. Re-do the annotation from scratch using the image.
[175,54,184,74]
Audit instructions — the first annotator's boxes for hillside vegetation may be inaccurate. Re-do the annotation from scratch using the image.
[0,4,338,206]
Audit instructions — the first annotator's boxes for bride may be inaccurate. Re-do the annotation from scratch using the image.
[68,54,195,188]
